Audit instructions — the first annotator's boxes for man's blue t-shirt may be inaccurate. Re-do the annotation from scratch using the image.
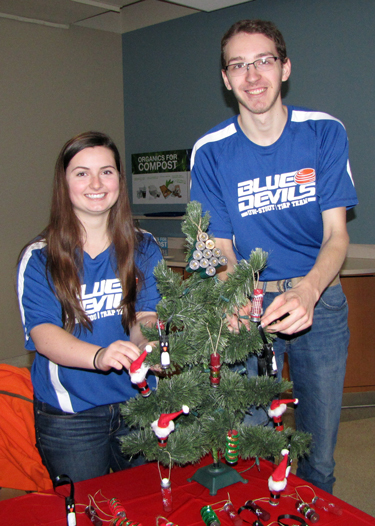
[190,106,358,281]
[18,233,162,413]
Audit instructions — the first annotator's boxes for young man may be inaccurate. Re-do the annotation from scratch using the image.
[190,19,358,493]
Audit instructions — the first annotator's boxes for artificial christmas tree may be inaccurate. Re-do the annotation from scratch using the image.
[120,201,310,494]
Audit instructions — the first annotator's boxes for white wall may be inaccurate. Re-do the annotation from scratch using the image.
[0,18,125,366]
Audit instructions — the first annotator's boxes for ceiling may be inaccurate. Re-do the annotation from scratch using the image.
[0,0,253,33]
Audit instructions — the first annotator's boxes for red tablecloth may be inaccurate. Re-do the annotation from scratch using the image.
[1,455,374,525]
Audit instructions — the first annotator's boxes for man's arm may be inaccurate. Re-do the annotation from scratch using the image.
[261,207,349,335]
[214,238,237,278]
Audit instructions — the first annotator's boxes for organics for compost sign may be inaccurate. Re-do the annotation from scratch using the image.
[132,150,190,205]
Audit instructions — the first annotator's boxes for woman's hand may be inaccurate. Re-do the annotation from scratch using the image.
[94,339,162,373]
[93,340,142,372]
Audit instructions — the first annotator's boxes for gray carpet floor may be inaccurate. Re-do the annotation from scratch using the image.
[334,416,375,516]
[284,391,375,518]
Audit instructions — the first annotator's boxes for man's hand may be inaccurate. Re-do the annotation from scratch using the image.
[261,280,319,335]
[262,207,349,335]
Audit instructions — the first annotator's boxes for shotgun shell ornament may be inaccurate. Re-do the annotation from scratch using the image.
[250,288,264,323]
[312,496,342,516]
[160,478,173,512]
[223,502,243,526]
[268,449,290,506]
[238,500,270,522]
[196,240,206,251]
[224,429,239,464]
[205,239,215,250]
[186,234,227,279]
[129,345,153,397]
[109,498,127,518]
[198,232,209,242]
[268,398,298,431]
[210,353,221,387]
[296,501,320,523]
[201,505,220,526]
[85,506,102,526]
[151,405,190,447]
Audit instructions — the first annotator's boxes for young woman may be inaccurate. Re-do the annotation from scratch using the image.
[17,131,162,482]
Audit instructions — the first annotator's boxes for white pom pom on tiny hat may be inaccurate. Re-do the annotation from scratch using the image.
[268,449,290,492]
[157,405,190,429]
[151,405,190,440]
[129,344,153,374]
[268,398,298,417]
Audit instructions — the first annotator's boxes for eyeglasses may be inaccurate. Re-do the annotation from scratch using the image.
[225,56,279,76]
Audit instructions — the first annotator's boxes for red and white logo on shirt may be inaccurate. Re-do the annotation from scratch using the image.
[294,168,316,185]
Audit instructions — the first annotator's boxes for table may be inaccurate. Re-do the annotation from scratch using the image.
[1,455,374,525]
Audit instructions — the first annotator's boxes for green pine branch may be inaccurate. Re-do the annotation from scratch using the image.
[181,201,211,251]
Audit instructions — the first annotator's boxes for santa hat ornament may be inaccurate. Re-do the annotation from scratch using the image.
[268,449,290,506]
[268,398,298,432]
[129,345,153,397]
[151,405,190,448]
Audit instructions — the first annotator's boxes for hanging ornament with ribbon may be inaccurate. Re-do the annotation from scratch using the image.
[201,505,221,526]
[223,501,243,526]
[157,319,171,370]
[108,498,127,518]
[210,353,221,387]
[268,398,298,431]
[186,231,227,279]
[151,406,190,448]
[129,345,153,397]
[158,454,173,513]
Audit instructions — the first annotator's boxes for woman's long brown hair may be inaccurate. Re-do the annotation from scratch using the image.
[25,132,141,334]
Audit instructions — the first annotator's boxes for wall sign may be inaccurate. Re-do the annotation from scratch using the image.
[132,149,191,205]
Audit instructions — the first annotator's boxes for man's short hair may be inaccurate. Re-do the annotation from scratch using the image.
[221,19,288,69]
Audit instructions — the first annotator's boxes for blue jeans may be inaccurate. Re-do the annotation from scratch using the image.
[245,283,349,494]
[34,399,144,483]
